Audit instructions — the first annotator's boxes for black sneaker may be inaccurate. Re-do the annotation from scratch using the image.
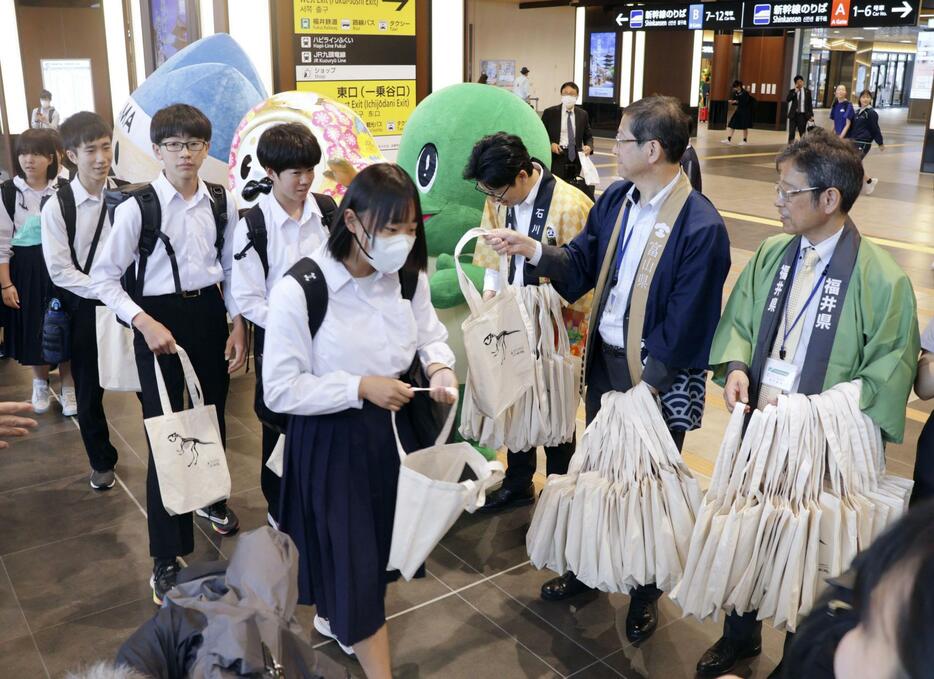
[150,558,180,605]
[195,501,240,535]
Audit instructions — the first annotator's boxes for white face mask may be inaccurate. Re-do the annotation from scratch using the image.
[561,95,576,109]
[364,232,416,274]
[40,100,50,109]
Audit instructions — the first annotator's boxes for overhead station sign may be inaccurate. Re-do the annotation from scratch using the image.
[616,2,745,30]
[294,0,416,154]
[613,0,919,30]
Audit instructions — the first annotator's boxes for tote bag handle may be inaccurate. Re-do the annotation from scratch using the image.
[151,345,205,416]
[390,390,459,462]
[453,227,511,315]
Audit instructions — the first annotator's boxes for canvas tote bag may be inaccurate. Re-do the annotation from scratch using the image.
[388,398,506,579]
[144,345,231,516]
[455,228,535,418]
[95,306,141,392]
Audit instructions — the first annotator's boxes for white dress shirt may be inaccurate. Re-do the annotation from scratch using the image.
[90,172,240,324]
[559,106,573,147]
[785,227,843,393]
[262,244,455,416]
[0,177,56,263]
[484,163,544,292]
[231,193,328,328]
[598,172,681,348]
[41,176,119,300]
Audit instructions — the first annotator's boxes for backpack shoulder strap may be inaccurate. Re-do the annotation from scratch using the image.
[312,192,338,230]
[286,257,329,339]
[1,180,17,221]
[238,205,269,279]
[204,182,228,262]
[399,267,419,302]
[55,182,80,270]
[132,184,166,297]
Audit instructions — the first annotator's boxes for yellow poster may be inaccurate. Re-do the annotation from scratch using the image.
[295,0,416,36]
[298,80,416,138]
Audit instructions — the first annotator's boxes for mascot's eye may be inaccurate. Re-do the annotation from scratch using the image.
[415,143,438,193]
[240,154,253,180]
[113,141,120,166]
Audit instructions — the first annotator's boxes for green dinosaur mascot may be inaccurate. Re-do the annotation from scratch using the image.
[397,84,551,458]
[398,83,551,309]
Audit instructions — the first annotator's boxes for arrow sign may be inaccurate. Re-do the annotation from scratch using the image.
[383,0,410,10]
[616,12,629,25]
[895,0,912,17]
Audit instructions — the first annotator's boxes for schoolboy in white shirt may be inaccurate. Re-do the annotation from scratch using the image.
[41,112,126,490]
[231,122,334,527]
[90,104,246,604]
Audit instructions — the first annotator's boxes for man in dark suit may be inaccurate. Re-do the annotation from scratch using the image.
[786,75,814,143]
[541,81,594,199]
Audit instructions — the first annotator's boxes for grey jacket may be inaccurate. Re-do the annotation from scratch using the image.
[118,528,351,679]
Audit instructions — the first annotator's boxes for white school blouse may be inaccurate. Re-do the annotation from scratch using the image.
[262,244,455,417]
[0,177,56,263]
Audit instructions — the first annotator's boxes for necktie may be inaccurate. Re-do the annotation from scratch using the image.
[757,246,820,409]
[566,110,577,162]
[799,89,804,113]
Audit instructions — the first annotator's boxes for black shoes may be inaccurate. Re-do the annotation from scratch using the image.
[540,571,595,601]
[625,597,658,643]
[195,501,240,535]
[696,636,763,676]
[150,557,181,605]
[476,484,535,514]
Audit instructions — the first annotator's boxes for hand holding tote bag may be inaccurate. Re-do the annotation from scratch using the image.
[144,345,231,516]
[388,397,505,580]
[455,228,535,418]
[95,306,141,392]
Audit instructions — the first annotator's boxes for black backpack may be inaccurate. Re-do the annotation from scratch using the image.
[234,193,338,278]
[1,179,19,221]
[104,181,228,298]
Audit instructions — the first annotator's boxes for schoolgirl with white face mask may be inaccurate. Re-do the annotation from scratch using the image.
[262,162,457,679]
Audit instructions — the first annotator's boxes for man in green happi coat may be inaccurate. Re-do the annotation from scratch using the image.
[697,128,919,678]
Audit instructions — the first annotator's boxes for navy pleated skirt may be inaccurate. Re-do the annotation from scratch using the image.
[278,401,419,647]
[6,245,51,366]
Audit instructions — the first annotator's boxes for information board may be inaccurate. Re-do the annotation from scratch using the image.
[294,0,416,154]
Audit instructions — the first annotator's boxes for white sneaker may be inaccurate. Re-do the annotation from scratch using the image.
[61,386,77,417]
[740,139,748,144]
[313,615,355,656]
[32,380,50,414]
[864,177,878,195]
[720,139,732,144]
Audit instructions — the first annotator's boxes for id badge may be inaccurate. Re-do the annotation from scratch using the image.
[762,358,798,393]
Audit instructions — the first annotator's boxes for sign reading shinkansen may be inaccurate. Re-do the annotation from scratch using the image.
[612,0,918,30]
[741,0,919,27]
[615,2,744,30]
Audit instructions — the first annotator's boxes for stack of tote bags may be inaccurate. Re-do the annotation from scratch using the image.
[526,382,703,593]
[455,227,581,452]
[671,380,913,632]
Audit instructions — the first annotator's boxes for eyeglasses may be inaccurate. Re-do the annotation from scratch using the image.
[615,136,645,145]
[475,182,510,202]
[774,183,822,202]
[160,140,207,153]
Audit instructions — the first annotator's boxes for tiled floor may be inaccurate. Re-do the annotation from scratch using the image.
[1,109,931,678]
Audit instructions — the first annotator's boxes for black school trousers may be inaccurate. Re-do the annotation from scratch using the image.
[70,297,120,472]
[133,285,229,560]
[252,326,283,521]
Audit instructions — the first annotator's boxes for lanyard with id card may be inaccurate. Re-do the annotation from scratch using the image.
[761,259,828,393]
